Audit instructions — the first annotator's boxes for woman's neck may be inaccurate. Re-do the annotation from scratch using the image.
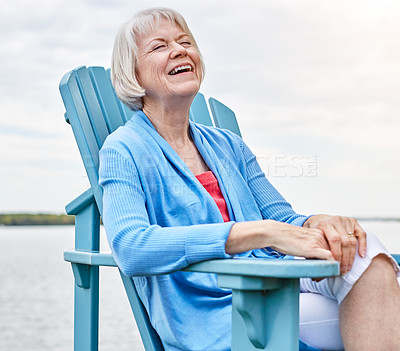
[142,97,210,175]
[142,99,192,146]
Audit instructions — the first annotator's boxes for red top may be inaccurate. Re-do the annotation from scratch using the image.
[196,171,230,222]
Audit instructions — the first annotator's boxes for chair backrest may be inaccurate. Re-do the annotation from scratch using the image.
[59,66,240,351]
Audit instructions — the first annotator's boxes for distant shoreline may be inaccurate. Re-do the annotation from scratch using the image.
[356,217,400,222]
[0,213,398,226]
[0,214,74,226]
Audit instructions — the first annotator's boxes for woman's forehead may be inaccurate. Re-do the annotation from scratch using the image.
[138,20,187,43]
[145,19,185,36]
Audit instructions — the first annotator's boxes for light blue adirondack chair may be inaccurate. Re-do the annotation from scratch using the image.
[59,66,340,351]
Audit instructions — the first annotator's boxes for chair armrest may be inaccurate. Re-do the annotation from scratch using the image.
[64,249,117,267]
[185,257,339,279]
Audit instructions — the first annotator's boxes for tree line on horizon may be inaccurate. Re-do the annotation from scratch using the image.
[0,213,75,226]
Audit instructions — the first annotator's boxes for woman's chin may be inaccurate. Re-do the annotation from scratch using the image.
[169,82,200,99]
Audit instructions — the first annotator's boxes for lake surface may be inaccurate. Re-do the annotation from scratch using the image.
[0,226,144,351]
[1,221,399,350]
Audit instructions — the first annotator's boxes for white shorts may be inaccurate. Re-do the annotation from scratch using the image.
[298,231,400,351]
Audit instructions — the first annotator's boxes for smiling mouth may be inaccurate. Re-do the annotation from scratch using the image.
[168,65,193,75]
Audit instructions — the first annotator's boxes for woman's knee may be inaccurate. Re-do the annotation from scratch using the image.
[364,254,399,284]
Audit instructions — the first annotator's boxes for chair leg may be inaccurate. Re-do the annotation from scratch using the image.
[72,200,101,351]
[218,275,300,351]
[73,265,100,351]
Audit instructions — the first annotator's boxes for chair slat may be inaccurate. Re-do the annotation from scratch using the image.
[60,71,100,172]
[88,67,128,133]
[189,92,214,126]
[105,69,135,123]
[75,67,110,147]
[208,97,242,137]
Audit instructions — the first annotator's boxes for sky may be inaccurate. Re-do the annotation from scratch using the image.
[1,0,399,218]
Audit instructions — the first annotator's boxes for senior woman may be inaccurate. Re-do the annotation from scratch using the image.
[99,7,400,351]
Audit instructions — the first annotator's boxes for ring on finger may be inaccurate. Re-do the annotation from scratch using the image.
[347,232,356,238]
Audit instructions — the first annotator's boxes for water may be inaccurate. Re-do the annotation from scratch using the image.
[1,221,399,350]
[0,226,144,351]
[358,220,400,252]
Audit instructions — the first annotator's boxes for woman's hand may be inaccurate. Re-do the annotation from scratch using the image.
[226,220,334,261]
[303,214,367,274]
[265,220,335,260]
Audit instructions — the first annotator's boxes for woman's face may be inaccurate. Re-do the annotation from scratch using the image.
[135,19,202,107]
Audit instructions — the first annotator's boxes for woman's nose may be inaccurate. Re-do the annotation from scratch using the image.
[170,42,187,58]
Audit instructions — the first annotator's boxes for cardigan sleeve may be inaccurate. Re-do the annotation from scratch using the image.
[240,140,310,227]
[99,146,233,277]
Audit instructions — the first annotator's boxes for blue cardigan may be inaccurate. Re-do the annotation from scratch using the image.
[99,111,318,351]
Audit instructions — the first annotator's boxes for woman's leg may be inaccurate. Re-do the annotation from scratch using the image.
[339,254,400,351]
[299,293,343,350]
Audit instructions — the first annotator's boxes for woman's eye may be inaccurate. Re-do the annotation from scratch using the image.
[152,44,165,51]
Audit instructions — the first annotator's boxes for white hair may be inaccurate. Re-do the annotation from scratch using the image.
[111,7,205,111]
